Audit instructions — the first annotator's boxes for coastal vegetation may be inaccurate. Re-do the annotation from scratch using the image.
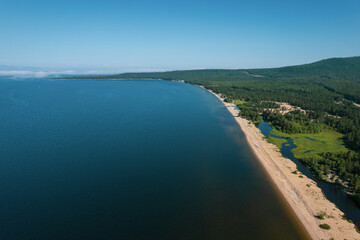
[64,56,360,204]
[319,223,331,230]
[316,211,326,220]
[265,136,286,149]
[232,99,246,105]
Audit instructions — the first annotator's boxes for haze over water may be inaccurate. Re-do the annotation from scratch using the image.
[0,79,308,239]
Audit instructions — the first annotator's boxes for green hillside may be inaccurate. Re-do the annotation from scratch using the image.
[250,57,360,79]
[70,56,360,81]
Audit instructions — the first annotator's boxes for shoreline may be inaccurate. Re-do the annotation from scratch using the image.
[199,85,360,240]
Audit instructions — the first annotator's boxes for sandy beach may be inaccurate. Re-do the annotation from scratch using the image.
[200,86,360,240]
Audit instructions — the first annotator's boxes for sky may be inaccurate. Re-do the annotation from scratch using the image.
[0,0,359,75]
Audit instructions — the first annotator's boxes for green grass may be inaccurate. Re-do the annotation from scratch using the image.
[253,119,263,126]
[233,99,246,105]
[266,136,287,149]
[355,225,360,234]
[270,128,348,159]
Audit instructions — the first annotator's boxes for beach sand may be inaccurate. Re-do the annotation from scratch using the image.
[200,86,360,240]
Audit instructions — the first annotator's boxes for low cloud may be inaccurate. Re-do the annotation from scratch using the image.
[0,70,76,78]
[0,68,169,78]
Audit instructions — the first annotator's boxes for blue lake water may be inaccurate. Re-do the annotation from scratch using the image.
[0,79,308,239]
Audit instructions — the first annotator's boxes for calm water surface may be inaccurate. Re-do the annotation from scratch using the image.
[0,79,308,239]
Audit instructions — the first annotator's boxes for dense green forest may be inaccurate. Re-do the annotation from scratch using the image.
[65,56,360,203]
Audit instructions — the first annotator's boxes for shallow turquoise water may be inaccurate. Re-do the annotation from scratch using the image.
[0,79,308,239]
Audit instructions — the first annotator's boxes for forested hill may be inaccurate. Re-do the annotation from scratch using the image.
[65,56,360,103]
[250,56,360,80]
[67,56,360,82]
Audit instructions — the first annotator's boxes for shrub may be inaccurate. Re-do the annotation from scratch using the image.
[319,224,331,230]
[355,225,360,234]
[316,212,326,220]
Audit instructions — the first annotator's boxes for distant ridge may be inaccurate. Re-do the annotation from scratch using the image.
[60,56,360,105]
[249,56,360,79]
[63,56,360,82]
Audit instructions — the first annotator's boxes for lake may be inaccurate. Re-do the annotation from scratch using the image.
[0,79,308,239]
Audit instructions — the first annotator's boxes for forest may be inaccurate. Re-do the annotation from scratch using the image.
[65,56,360,203]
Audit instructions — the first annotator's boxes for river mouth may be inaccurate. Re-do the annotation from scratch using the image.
[257,121,360,228]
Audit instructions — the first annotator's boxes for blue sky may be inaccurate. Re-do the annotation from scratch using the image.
[0,0,359,73]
